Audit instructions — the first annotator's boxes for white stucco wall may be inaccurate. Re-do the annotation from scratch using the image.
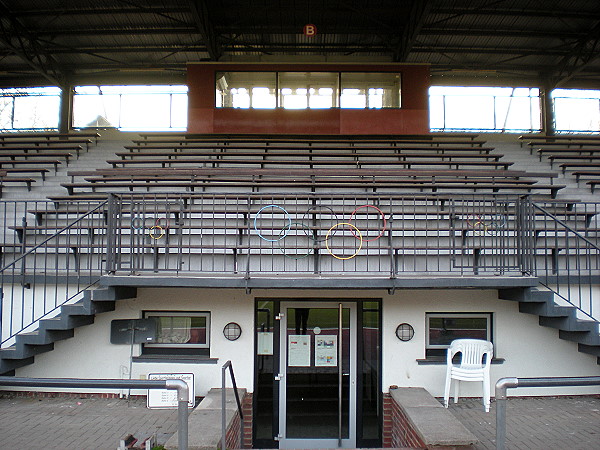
[14,287,600,398]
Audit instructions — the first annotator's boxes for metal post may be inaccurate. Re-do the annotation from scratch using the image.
[166,379,189,450]
[222,364,227,450]
[494,377,518,450]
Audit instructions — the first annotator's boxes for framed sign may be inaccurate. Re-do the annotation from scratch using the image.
[147,373,195,409]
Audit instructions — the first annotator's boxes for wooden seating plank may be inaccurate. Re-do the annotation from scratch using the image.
[105,157,513,170]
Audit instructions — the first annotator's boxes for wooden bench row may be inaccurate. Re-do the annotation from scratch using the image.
[0,132,100,145]
[60,168,563,198]
[124,143,494,156]
[0,144,84,157]
[105,156,513,170]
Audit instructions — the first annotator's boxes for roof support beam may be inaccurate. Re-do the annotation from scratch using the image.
[188,0,221,61]
[393,0,431,62]
[0,2,65,87]
[553,21,600,88]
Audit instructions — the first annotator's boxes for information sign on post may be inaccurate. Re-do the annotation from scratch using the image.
[147,373,195,409]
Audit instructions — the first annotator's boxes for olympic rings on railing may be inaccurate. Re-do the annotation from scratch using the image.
[325,223,363,260]
[466,214,508,235]
[302,205,339,242]
[130,215,170,240]
[148,225,165,240]
[278,222,314,259]
[254,204,292,242]
[349,204,387,242]
[253,203,386,260]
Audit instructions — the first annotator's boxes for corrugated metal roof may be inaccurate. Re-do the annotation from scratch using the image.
[0,0,598,87]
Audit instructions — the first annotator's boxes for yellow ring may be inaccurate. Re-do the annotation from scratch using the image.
[325,222,363,260]
[149,225,165,240]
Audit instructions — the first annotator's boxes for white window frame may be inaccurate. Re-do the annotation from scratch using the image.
[425,312,492,350]
[144,311,210,349]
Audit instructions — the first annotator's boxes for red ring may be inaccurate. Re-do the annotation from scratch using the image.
[349,205,387,242]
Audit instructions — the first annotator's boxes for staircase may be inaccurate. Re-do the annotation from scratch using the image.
[0,286,136,375]
[500,287,600,365]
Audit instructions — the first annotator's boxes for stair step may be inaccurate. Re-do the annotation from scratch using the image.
[519,302,573,317]
[578,344,600,357]
[559,330,600,346]
[0,356,34,374]
[16,329,74,345]
[539,316,597,332]
[0,342,54,359]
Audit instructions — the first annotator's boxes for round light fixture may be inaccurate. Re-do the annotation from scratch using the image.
[395,323,415,342]
[223,322,242,341]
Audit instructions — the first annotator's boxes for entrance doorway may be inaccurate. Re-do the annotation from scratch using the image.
[278,302,356,448]
[253,299,382,449]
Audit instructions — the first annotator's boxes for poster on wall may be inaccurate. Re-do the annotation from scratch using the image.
[315,335,338,367]
[147,373,195,409]
[257,332,273,355]
[288,334,310,366]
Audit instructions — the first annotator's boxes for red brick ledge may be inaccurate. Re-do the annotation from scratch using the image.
[384,387,478,449]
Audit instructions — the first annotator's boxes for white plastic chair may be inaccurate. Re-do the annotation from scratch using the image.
[443,338,493,412]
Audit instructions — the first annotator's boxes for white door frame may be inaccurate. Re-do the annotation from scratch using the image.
[277,301,357,449]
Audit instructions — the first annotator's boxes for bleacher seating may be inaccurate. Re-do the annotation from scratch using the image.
[3,132,598,277]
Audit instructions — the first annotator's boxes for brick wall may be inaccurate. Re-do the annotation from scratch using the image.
[225,392,253,449]
[382,393,426,449]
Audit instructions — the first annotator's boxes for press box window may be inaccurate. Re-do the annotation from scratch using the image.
[426,313,492,358]
[142,312,210,356]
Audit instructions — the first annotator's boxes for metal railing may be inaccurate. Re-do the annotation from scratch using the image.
[221,360,244,450]
[526,200,600,320]
[1,194,599,350]
[495,376,600,450]
[0,376,189,450]
[0,199,108,346]
[103,193,526,277]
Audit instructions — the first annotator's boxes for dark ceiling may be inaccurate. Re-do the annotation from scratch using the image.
[1,0,599,89]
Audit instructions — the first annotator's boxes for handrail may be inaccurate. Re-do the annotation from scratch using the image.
[495,376,600,450]
[0,199,108,273]
[528,200,600,321]
[0,376,189,450]
[531,203,600,251]
[1,199,110,345]
[221,360,244,450]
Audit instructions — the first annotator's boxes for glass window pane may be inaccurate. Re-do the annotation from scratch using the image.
[72,93,121,128]
[278,72,339,109]
[0,97,14,129]
[120,93,171,130]
[13,95,60,129]
[428,314,490,347]
[340,72,401,108]
[554,97,600,133]
[216,72,277,108]
[145,313,209,348]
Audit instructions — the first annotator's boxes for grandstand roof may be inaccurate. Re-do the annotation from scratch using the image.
[0,0,599,88]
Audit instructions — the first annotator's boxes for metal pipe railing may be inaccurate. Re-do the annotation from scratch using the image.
[221,360,244,450]
[495,376,600,450]
[0,376,189,450]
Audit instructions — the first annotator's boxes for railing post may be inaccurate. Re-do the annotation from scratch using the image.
[495,377,518,450]
[166,379,189,450]
[105,193,119,273]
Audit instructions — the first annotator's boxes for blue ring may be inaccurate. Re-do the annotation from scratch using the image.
[254,205,292,242]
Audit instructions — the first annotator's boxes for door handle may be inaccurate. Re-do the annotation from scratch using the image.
[275,373,284,381]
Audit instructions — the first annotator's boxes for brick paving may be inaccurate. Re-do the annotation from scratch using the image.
[1,393,599,449]
[0,394,178,449]
[446,396,600,450]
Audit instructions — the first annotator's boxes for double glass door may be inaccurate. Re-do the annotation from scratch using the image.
[278,302,357,449]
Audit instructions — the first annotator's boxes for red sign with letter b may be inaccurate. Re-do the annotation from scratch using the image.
[303,24,317,37]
